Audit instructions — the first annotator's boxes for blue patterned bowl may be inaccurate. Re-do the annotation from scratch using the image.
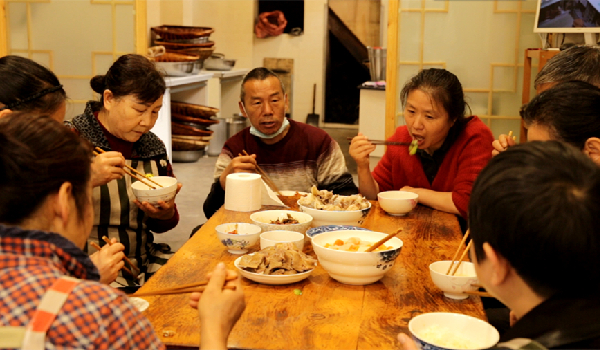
[311,230,403,285]
[215,223,261,254]
[306,225,370,240]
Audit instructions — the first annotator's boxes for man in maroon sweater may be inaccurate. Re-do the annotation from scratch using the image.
[203,68,357,219]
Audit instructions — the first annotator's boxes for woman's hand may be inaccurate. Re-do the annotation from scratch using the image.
[91,151,126,187]
[492,133,517,157]
[219,154,257,189]
[349,133,376,169]
[134,183,182,220]
[190,262,246,350]
[89,238,126,284]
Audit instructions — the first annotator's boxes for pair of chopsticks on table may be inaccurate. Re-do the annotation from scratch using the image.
[346,137,412,146]
[240,149,281,195]
[131,275,237,297]
[446,230,493,298]
[365,228,402,252]
[89,236,141,278]
[93,147,163,190]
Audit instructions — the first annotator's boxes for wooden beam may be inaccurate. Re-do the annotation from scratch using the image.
[328,6,368,66]
[135,0,147,55]
[0,0,7,57]
[385,0,399,139]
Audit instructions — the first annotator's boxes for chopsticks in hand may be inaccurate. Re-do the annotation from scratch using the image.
[446,229,472,276]
[240,149,281,195]
[102,236,141,274]
[93,147,163,189]
[89,241,136,278]
[366,228,402,252]
[346,137,412,146]
[131,275,238,297]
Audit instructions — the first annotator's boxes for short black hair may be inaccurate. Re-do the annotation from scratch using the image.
[535,45,600,89]
[240,67,285,103]
[469,141,600,297]
[520,81,600,149]
[91,54,166,105]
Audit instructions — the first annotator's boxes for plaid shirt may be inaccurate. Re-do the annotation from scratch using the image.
[0,224,165,350]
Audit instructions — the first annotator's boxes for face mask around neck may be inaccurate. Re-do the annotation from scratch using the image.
[241,103,289,140]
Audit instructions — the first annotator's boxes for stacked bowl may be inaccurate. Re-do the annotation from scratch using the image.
[151,25,215,74]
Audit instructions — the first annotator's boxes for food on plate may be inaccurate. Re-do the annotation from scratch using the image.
[270,213,300,225]
[298,186,370,211]
[324,237,391,252]
[238,243,317,275]
[417,324,478,349]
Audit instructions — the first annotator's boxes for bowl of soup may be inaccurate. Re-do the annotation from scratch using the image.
[311,229,403,285]
[250,210,313,236]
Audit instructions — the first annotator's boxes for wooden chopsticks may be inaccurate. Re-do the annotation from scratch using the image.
[366,229,402,252]
[131,277,237,297]
[346,137,411,146]
[101,236,141,274]
[240,149,281,195]
[507,130,516,141]
[89,241,136,278]
[93,147,163,189]
[446,229,472,276]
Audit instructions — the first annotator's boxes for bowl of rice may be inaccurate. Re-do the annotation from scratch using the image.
[409,312,499,350]
[297,186,371,227]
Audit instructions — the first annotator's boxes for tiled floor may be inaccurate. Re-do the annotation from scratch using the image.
[156,127,362,252]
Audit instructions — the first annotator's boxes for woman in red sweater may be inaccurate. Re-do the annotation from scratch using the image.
[350,68,494,218]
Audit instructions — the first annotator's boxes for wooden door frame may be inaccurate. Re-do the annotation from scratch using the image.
[384,0,398,138]
[0,0,147,57]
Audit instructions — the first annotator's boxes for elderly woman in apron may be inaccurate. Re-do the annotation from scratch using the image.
[66,54,182,288]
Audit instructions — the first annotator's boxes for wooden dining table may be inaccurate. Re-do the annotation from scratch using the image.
[138,200,485,349]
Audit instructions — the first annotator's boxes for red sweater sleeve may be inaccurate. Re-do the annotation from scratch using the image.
[450,118,494,218]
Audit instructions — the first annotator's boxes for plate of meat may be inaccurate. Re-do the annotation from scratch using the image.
[234,243,317,285]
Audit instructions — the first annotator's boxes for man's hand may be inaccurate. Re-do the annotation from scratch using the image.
[91,151,126,187]
[89,237,126,284]
[219,154,258,189]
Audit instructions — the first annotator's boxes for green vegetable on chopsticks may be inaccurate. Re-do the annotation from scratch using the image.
[409,139,418,156]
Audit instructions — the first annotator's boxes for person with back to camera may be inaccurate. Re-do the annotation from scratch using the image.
[0,55,126,285]
[493,44,600,155]
[350,68,494,223]
[65,54,182,288]
[398,141,600,350]
[202,67,358,220]
[0,113,246,350]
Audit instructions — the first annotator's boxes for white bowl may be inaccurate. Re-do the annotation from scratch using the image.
[378,190,418,216]
[409,312,499,350]
[250,210,313,237]
[215,223,261,254]
[260,230,304,251]
[234,254,314,285]
[297,201,371,227]
[131,176,178,205]
[429,261,479,300]
[311,230,403,285]
[306,225,369,240]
